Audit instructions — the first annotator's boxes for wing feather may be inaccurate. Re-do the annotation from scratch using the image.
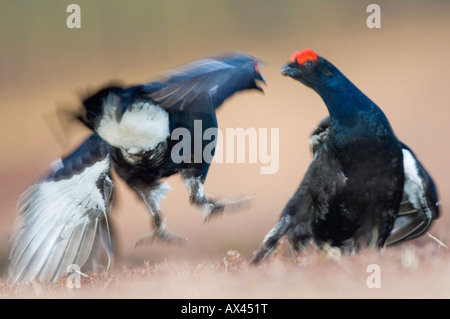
[7,134,114,284]
[139,52,262,112]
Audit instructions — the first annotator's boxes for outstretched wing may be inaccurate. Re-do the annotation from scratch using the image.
[309,116,440,246]
[76,52,264,170]
[7,133,114,284]
[138,51,265,112]
[76,52,263,156]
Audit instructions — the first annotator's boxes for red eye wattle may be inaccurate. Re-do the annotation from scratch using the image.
[290,49,318,65]
[254,61,259,73]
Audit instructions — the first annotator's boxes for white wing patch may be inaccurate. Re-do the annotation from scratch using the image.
[97,93,170,154]
[8,159,112,284]
[402,149,432,219]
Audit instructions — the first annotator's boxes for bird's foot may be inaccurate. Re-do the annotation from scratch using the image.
[203,202,225,222]
[203,195,254,222]
[135,228,187,247]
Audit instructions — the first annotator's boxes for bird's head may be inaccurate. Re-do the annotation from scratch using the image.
[280,49,342,91]
[217,52,266,93]
[252,60,266,92]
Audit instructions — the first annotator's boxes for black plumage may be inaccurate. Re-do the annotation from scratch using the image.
[251,49,439,264]
[308,116,439,246]
[7,52,265,284]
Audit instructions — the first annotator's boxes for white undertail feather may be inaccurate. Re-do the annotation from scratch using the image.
[7,159,113,284]
[402,149,432,219]
[97,93,170,154]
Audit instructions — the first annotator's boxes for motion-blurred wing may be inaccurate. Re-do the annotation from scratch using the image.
[7,133,114,284]
[76,52,264,160]
[139,52,264,112]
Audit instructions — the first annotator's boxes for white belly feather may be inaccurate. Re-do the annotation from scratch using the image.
[97,95,170,154]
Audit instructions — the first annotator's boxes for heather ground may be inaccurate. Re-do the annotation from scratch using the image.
[2,243,449,299]
[1,1,449,299]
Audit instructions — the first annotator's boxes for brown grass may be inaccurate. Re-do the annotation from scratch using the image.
[1,1,450,300]
[2,242,449,299]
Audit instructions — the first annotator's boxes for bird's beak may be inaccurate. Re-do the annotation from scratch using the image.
[255,72,266,92]
[280,64,291,76]
[280,63,302,79]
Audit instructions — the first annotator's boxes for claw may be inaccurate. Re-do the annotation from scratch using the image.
[203,202,225,223]
[135,229,187,247]
[224,195,254,211]
[203,195,254,222]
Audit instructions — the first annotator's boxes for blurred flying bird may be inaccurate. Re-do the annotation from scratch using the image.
[7,52,265,284]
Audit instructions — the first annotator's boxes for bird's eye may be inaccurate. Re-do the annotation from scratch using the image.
[304,60,314,68]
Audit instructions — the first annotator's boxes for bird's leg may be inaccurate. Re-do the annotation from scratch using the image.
[250,215,293,265]
[181,171,252,222]
[134,182,187,246]
[353,223,380,251]
[184,175,224,221]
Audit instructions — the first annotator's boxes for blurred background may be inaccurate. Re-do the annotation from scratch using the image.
[1,0,449,275]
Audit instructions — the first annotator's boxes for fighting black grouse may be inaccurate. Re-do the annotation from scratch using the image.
[8,52,265,284]
[251,49,439,264]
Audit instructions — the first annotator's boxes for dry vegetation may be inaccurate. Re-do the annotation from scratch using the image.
[1,1,450,300]
[1,239,449,299]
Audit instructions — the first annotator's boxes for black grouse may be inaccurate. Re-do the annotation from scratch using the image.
[7,52,265,284]
[251,49,439,264]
